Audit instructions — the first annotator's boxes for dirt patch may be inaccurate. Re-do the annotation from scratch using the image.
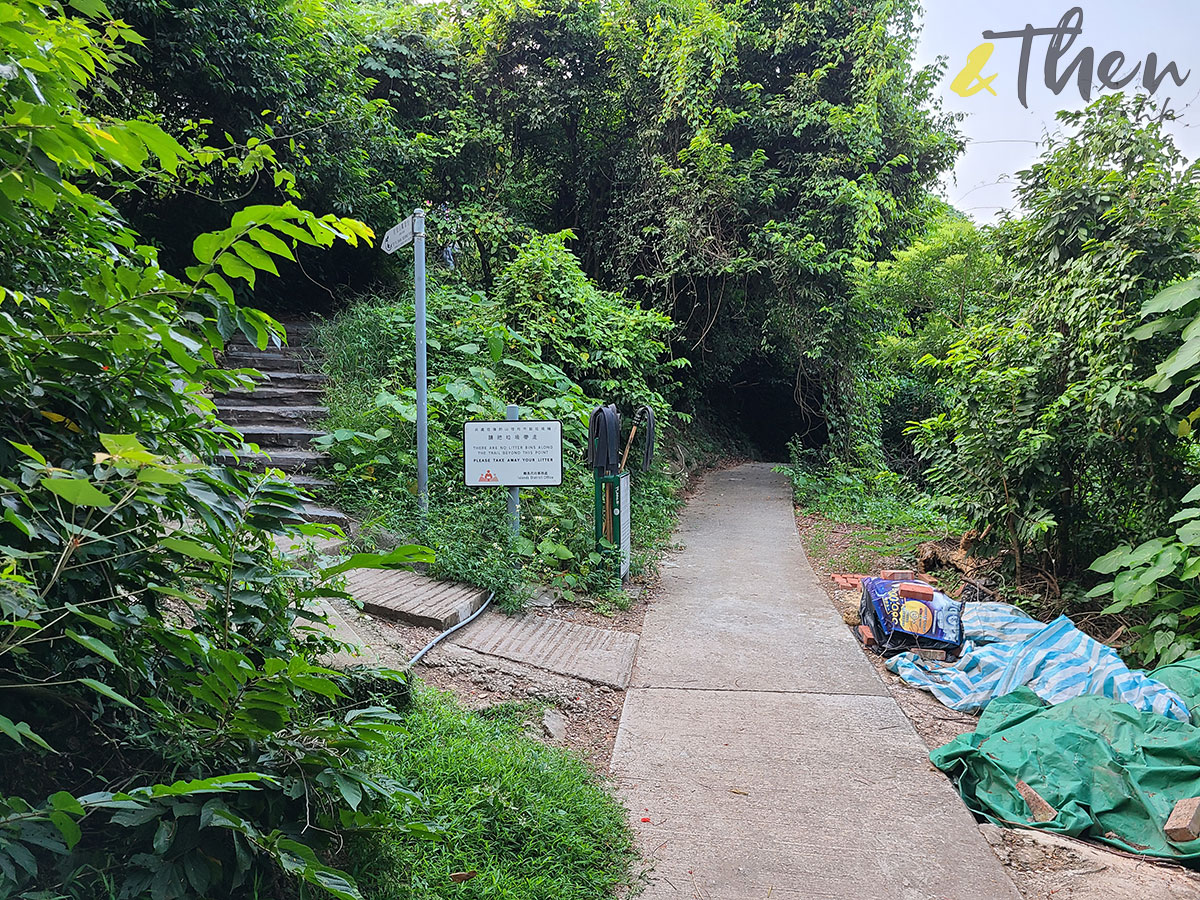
[980,825,1200,900]
[530,583,650,634]
[794,511,914,593]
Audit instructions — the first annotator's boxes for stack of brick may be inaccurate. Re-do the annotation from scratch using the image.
[831,573,867,590]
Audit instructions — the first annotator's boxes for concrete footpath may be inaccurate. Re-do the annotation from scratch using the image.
[611,463,1021,900]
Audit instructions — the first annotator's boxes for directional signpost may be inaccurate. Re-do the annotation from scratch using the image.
[382,209,428,513]
[381,215,414,254]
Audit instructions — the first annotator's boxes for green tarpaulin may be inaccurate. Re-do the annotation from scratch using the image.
[930,660,1200,860]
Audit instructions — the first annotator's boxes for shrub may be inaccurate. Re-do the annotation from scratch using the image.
[0,4,431,895]
[316,236,687,607]
[910,97,1200,579]
[343,689,634,900]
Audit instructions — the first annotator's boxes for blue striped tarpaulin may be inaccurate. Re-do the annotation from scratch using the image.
[885,602,1192,722]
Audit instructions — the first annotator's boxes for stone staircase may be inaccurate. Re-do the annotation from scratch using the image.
[214,320,349,530]
[214,320,494,635]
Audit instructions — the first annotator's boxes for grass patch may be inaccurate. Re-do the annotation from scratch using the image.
[779,454,962,572]
[344,688,635,899]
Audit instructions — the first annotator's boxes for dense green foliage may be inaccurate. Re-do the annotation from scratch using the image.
[783,449,952,535]
[45,0,1200,892]
[10,0,961,891]
[911,98,1200,583]
[315,234,685,608]
[839,97,1200,666]
[0,3,442,896]
[1082,273,1200,666]
[346,689,633,900]
[595,0,959,450]
[90,0,959,449]
[780,442,959,576]
[101,0,442,294]
[850,211,1000,470]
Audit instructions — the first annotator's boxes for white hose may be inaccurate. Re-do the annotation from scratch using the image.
[405,591,495,669]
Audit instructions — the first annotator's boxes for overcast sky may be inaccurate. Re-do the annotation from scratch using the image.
[913,2,1200,222]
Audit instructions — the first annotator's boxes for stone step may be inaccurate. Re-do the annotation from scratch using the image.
[273,532,346,557]
[350,569,489,630]
[301,503,348,527]
[261,371,327,387]
[223,339,306,353]
[229,319,317,340]
[223,353,310,373]
[224,373,327,392]
[235,425,325,449]
[277,319,318,336]
[218,448,326,473]
[291,473,334,491]
[218,405,328,426]
[225,386,327,405]
[451,613,640,688]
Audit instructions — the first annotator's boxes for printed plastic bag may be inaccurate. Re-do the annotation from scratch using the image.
[859,577,964,656]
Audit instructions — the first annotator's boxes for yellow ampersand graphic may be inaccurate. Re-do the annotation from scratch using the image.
[951,42,999,97]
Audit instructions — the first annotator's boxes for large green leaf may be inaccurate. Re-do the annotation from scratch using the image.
[99,433,157,465]
[1125,539,1169,567]
[0,713,53,751]
[137,467,187,484]
[1137,545,1184,585]
[78,678,140,710]
[49,791,84,815]
[319,545,435,579]
[66,629,119,664]
[1178,520,1200,546]
[192,232,222,265]
[49,810,81,850]
[1141,276,1200,316]
[1131,318,1179,340]
[1091,543,1134,574]
[233,240,279,275]
[1147,337,1200,391]
[160,537,230,565]
[42,476,114,508]
[249,228,296,261]
[9,441,46,465]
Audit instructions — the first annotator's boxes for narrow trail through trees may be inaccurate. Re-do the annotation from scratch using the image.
[611,463,1021,899]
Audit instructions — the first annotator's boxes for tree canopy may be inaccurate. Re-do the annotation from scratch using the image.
[97,0,960,440]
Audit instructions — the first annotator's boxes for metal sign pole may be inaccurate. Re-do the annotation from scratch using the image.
[506,404,520,537]
[414,208,429,514]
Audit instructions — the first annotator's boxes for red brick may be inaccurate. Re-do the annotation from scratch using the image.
[898,582,935,603]
[855,625,877,647]
[916,573,939,586]
[881,569,916,581]
[1166,797,1200,842]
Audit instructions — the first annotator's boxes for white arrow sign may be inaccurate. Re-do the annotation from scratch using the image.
[381,216,414,254]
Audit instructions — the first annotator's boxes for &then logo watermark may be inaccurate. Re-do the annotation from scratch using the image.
[950,6,1191,117]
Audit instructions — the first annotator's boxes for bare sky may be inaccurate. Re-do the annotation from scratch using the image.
[914,2,1200,222]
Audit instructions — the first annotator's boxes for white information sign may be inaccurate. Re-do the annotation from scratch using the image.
[381,216,414,254]
[464,420,562,487]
